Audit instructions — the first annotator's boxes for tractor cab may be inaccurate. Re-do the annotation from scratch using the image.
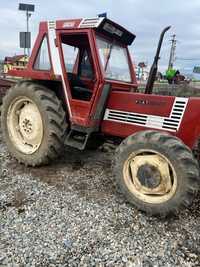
[9,17,137,128]
[54,18,137,102]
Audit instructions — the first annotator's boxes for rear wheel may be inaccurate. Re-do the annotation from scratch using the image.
[114,130,200,216]
[1,81,66,166]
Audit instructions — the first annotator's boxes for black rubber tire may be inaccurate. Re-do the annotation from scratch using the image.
[114,130,200,216]
[1,81,66,166]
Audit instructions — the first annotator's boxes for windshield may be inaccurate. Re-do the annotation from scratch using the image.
[96,36,131,82]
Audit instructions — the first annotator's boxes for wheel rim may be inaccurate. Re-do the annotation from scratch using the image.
[123,149,177,204]
[7,96,43,155]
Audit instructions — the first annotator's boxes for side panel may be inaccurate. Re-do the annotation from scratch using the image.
[101,91,200,149]
[176,98,200,148]
[104,91,176,116]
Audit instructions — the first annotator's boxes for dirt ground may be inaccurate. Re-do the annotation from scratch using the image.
[1,131,200,266]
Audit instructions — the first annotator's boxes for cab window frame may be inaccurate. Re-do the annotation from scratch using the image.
[33,34,52,71]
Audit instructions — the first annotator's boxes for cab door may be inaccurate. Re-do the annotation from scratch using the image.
[56,29,102,127]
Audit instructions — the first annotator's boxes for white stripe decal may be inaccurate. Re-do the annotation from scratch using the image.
[47,21,72,117]
[79,17,104,28]
[103,97,188,132]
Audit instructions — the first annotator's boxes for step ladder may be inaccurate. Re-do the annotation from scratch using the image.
[64,130,90,150]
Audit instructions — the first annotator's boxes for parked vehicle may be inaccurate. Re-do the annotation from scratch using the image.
[1,17,200,216]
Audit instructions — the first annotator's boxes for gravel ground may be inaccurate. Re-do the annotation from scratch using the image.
[1,133,200,267]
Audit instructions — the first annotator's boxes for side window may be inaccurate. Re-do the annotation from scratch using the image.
[34,36,51,70]
[62,44,79,73]
[79,50,93,79]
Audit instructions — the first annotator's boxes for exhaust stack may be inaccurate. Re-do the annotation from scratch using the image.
[145,26,171,94]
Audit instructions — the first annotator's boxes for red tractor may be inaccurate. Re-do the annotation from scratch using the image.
[1,17,200,216]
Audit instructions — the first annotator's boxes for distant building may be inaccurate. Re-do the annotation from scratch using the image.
[3,55,29,74]
[135,64,149,81]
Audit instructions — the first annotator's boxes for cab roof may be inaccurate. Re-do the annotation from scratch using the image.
[43,17,136,45]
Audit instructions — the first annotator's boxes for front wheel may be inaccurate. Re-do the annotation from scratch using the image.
[114,130,200,216]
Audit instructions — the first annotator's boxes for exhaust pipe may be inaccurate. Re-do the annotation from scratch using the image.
[145,26,171,94]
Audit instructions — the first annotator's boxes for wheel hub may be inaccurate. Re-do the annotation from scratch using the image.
[137,164,161,189]
[18,103,42,141]
[21,118,33,134]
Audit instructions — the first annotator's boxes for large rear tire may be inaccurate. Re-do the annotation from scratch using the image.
[1,81,66,166]
[114,130,200,216]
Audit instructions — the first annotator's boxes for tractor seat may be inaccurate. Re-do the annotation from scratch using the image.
[73,86,92,101]
[67,72,84,87]
[67,72,92,101]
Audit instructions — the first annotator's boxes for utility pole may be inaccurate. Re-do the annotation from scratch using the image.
[168,34,176,69]
[19,3,35,57]
[26,9,30,56]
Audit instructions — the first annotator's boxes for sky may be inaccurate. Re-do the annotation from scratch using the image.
[0,0,200,75]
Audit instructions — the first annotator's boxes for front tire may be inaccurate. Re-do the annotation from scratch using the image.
[114,130,200,216]
[1,81,66,166]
